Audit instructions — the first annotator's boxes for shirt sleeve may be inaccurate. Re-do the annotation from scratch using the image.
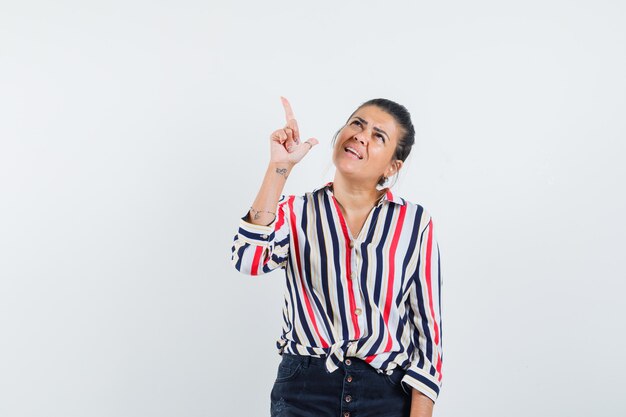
[230,196,291,276]
[401,216,444,403]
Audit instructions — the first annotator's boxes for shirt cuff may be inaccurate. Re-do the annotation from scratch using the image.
[237,215,274,246]
[401,365,441,404]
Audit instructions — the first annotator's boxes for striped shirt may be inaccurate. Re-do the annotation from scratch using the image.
[231,183,443,402]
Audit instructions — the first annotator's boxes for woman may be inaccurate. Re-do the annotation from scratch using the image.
[231,97,443,417]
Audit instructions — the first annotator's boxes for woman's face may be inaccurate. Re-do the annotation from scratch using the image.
[332,105,403,185]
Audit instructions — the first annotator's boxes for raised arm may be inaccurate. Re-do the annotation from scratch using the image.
[247,97,319,226]
[231,98,318,276]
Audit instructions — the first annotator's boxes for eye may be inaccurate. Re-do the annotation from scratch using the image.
[375,133,385,143]
[351,120,362,127]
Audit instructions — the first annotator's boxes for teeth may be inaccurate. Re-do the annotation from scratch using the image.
[345,146,362,159]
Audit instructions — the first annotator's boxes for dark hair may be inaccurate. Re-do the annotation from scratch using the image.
[351,98,415,162]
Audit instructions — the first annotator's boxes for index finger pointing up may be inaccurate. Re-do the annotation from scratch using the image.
[280,96,296,121]
[280,96,300,141]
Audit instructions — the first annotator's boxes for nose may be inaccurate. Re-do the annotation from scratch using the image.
[353,132,367,146]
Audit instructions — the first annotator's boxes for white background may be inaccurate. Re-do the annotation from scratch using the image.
[1,1,625,416]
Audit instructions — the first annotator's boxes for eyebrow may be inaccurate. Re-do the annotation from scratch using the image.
[353,116,390,140]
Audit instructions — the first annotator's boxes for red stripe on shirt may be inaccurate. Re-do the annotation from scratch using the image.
[425,220,443,379]
[382,204,407,351]
[274,201,287,231]
[250,246,263,276]
[331,196,361,339]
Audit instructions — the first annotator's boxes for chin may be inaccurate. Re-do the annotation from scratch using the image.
[334,165,373,183]
[333,157,358,174]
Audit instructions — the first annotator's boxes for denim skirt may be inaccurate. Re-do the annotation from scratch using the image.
[270,353,411,417]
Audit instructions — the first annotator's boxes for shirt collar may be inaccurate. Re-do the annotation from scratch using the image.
[314,182,405,206]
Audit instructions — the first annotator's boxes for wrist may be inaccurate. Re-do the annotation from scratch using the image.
[267,162,294,179]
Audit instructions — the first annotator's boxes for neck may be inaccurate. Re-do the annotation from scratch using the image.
[331,174,386,211]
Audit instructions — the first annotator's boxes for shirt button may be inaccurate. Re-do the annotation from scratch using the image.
[354,308,362,316]
[344,412,351,417]
[350,272,357,280]
[345,359,352,366]
[346,375,353,382]
[345,395,352,403]
[260,234,268,239]
[349,241,355,248]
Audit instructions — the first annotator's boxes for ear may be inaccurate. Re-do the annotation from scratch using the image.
[385,160,403,177]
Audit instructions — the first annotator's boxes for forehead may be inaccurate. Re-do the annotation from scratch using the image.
[350,105,401,139]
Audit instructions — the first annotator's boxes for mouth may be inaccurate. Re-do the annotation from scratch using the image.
[344,146,363,159]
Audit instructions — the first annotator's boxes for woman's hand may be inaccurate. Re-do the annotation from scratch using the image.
[269,97,318,166]
[409,389,434,417]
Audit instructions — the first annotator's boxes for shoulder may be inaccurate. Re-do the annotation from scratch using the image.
[277,188,320,212]
[392,195,436,231]
[277,185,333,218]
[285,183,332,205]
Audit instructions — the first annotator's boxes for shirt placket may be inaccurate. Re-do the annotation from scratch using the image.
[347,237,364,356]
